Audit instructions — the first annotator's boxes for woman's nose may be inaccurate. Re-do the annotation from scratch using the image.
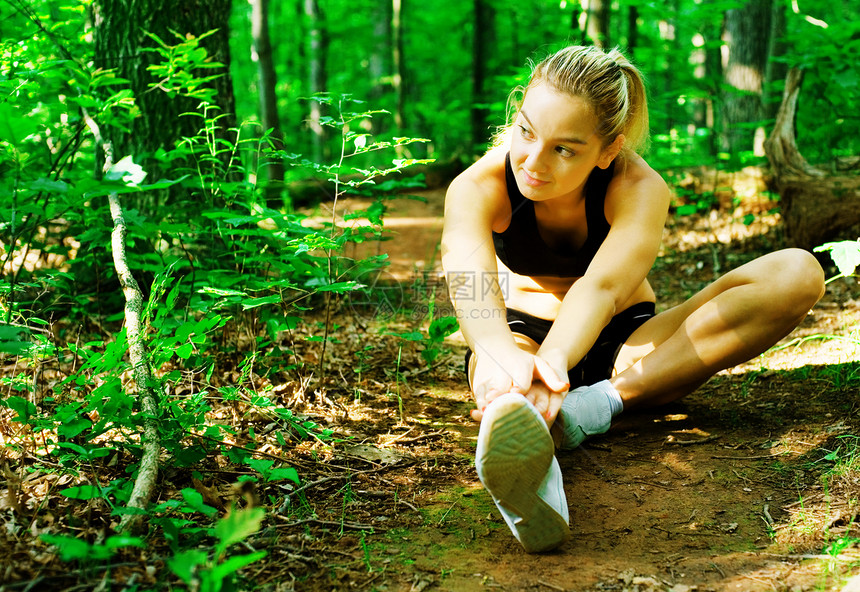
[525,147,548,173]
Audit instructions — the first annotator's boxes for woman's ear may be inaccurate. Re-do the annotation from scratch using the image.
[597,134,625,169]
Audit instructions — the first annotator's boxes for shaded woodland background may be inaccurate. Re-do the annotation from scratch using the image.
[2,1,860,590]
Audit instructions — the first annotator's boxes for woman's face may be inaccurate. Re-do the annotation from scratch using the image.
[509,82,619,204]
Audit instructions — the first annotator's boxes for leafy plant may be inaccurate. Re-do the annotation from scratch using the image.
[41,533,146,563]
[168,506,268,592]
[815,239,860,283]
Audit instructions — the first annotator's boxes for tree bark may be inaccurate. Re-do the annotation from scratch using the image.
[627,5,638,54]
[392,0,406,134]
[369,0,391,131]
[660,0,679,131]
[720,0,771,154]
[764,69,822,179]
[582,0,609,47]
[765,68,860,249]
[92,0,236,176]
[304,0,328,164]
[763,0,788,120]
[472,0,494,148]
[252,0,285,187]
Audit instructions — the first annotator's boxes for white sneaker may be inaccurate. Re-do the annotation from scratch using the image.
[555,380,620,450]
[476,393,569,553]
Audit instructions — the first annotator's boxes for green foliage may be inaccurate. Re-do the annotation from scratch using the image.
[144,28,226,102]
[422,315,460,365]
[1,12,441,588]
[3,0,859,587]
[168,507,268,592]
[41,533,146,563]
[783,8,860,163]
[815,239,860,281]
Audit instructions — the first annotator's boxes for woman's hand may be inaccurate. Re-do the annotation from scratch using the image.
[470,347,534,421]
[524,356,569,425]
[471,350,569,422]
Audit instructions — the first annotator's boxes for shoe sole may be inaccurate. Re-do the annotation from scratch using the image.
[477,395,569,553]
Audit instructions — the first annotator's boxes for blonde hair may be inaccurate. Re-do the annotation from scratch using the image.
[495,45,650,154]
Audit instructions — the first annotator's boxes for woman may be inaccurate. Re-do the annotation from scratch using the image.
[440,45,825,553]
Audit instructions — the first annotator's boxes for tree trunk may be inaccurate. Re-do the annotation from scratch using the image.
[92,0,236,176]
[582,0,609,47]
[627,5,638,54]
[764,69,822,180]
[304,0,328,164]
[369,0,390,136]
[764,68,860,250]
[472,0,494,148]
[720,0,771,154]
[252,0,285,189]
[763,0,788,120]
[660,0,679,131]
[392,0,406,134]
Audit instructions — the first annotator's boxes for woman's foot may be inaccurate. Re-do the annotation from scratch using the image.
[475,393,569,553]
[554,380,622,450]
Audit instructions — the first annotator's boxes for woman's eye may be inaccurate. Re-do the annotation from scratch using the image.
[557,146,575,157]
[518,125,533,138]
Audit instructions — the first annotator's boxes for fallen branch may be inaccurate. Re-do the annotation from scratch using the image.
[83,111,160,534]
[666,435,719,446]
[273,514,380,531]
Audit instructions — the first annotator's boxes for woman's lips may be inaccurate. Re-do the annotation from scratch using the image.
[522,170,549,187]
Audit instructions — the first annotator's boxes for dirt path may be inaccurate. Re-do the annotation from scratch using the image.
[294,186,860,592]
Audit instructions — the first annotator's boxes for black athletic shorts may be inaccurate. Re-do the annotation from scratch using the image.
[464,301,656,390]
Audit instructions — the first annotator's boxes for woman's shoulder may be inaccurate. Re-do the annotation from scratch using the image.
[604,152,671,221]
[445,145,511,219]
[611,151,667,188]
[450,144,508,193]
[442,146,513,242]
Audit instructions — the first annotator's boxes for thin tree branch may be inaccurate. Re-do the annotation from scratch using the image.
[82,109,161,533]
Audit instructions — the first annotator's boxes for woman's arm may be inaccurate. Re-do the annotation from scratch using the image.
[442,149,568,414]
[537,156,671,405]
[441,150,511,353]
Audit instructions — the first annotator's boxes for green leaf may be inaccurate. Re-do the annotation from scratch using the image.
[29,178,69,193]
[174,445,208,467]
[168,548,209,583]
[104,155,147,185]
[265,466,299,484]
[395,331,424,342]
[56,442,89,456]
[57,418,92,438]
[6,396,37,422]
[198,287,248,298]
[0,324,32,355]
[210,550,268,581]
[240,295,281,310]
[175,342,194,359]
[60,485,102,500]
[428,316,459,341]
[313,281,360,293]
[814,240,860,277]
[214,507,266,551]
[181,487,218,517]
[39,534,101,561]
[104,534,146,550]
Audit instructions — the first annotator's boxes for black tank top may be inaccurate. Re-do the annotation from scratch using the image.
[492,154,614,278]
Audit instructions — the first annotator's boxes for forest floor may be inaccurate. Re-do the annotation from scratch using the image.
[3,174,860,592]
[283,180,860,592]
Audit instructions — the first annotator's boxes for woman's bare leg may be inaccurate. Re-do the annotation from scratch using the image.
[611,248,825,408]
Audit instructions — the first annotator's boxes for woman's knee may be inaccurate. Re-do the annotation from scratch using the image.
[768,248,826,313]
